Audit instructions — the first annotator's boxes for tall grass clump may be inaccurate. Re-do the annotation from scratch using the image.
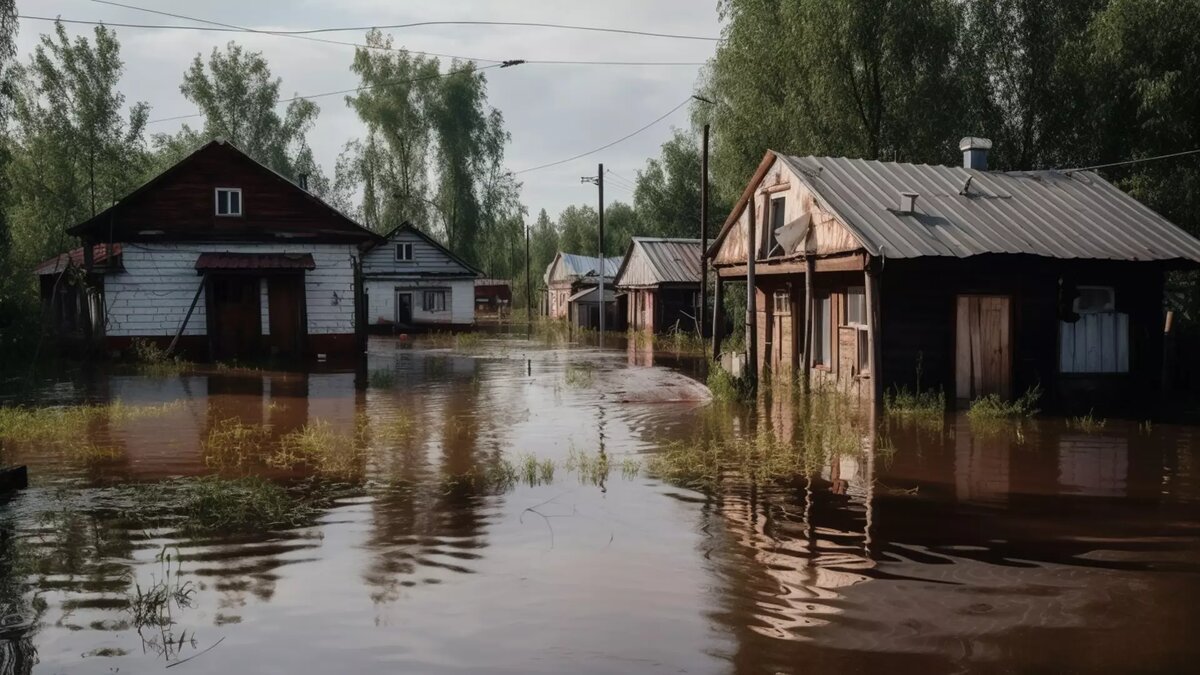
[564,362,596,388]
[129,338,191,377]
[269,420,364,475]
[203,418,272,468]
[1068,410,1107,433]
[706,362,750,402]
[967,385,1042,421]
[368,369,397,389]
[453,332,484,352]
[884,386,946,419]
[136,476,327,532]
[0,400,181,443]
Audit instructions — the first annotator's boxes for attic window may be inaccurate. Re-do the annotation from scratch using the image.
[395,243,414,261]
[215,188,242,216]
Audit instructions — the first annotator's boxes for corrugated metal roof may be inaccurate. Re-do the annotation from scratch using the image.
[545,252,623,283]
[772,154,1200,262]
[34,243,121,275]
[194,252,316,271]
[567,286,617,303]
[615,238,703,287]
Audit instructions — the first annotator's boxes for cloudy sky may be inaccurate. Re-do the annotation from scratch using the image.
[12,0,722,221]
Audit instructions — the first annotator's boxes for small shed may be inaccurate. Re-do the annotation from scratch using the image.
[709,141,1200,413]
[567,286,619,331]
[34,243,122,341]
[614,237,703,334]
[542,252,622,324]
[474,278,513,316]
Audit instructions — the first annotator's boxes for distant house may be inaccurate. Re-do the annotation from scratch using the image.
[614,237,704,334]
[61,140,381,361]
[709,140,1200,412]
[360,222,480,331]
[542,252,622,329]
[474,278,513,317]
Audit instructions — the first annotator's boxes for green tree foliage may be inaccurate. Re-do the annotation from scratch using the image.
[154,42,325,192]
[6,21,149,264]
[342,30,439,231]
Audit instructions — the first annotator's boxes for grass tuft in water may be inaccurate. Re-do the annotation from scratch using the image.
[154,476,326,532]
[706,362,751,403]
[270,420,365,476]
[884,385,946,419]
[967,385,1042,422]
[129,338,192,377]
[368,369,397,389]
[0,400,181,443]
[203,418,272,468]
[1068,410,1107,433]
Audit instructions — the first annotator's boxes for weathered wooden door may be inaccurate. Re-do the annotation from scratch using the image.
[396,292,413,325]
[268,275,305,358]
[956,295,1011,401]
[209,275,262,359]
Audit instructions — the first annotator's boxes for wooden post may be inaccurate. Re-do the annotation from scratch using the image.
[803,255,814,393]
[712,275,725,361]
[80,240,95,343]
[597,162,605,336]
[353,258,367,356]
[865,263,883,409]
[167,275,207,356]
[525,223,532,324]
[746,198,758,392]
[699,123,710,337]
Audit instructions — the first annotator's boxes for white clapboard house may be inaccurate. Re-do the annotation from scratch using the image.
[360,223,480,331]
[62,139,382,361]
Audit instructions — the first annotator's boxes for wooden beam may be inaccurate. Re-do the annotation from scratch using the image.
[168,274,207,357]
[803,255,813,393]
[712,276,724,361]
[865,264,882,409]
[746,195,757,393]
[715,252,867,277]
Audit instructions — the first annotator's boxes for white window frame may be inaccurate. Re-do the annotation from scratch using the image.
[215,187,242,216]
[844,286,867,327]
[423,289,448,313]
[813,293,832,367]
[395,242,414,262]
[773,289,790,314]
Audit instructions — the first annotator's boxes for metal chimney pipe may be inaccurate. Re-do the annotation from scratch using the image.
[959,137,993,170]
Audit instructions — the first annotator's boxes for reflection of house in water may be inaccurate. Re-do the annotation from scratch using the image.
[954,418,1012,504]
[1057,434,1128,498]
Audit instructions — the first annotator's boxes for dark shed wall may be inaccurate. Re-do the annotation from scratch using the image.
[879,255,1165,414]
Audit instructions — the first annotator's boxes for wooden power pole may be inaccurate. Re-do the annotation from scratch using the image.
[525,221,532,323]
[598,162,605,335]
[746,194,758,393]
[699,123,710,337]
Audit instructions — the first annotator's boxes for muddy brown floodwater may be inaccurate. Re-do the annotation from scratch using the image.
[2,334,1200,674]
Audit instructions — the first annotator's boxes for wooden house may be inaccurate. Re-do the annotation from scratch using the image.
[614,237,704,334]
[542,252,622,326]
[360,223,480,331]
[35,243,121,343]
[709,140,1200,412]
[63,140,382,361]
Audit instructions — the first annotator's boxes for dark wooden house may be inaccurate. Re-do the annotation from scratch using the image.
[61,140,381,361]
[474,278,513,317]
[709,141,1200,412]
[614,237,703,334]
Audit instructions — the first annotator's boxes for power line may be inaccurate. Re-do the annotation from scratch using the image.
[261,20,719,42]
[606,168,639,188]
[146,63,505,125]
[1061,148,1200,174]
[511,97,691,175]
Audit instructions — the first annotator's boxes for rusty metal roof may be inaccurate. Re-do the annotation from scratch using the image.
[34,243,122,275]
[614,238,703,287]
[194,252,316,271]
[772,153,1200,262]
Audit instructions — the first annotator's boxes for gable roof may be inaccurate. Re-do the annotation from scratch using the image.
[368,221,482,276]
[544,252,623,284]
[710,150,1200,263]
[614,237,703,287]
[67,140,382,246]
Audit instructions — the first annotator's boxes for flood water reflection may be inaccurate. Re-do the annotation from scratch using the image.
[2,334,1200,673]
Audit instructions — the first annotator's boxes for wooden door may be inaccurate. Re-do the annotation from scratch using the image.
[209,275,262,360]
[956,295,1011,401]
[396,292,413,325]
[268,275,305,358]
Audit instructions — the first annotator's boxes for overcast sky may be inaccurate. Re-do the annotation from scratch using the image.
[12,0,722,223]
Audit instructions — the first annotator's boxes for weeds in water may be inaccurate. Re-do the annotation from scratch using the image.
[127,546,198,662]
[454,332,484,352]
[1068,410,1107,433]
[967,385,1042,422]
[270,420,364,475]
[706,362,750,402]
[566,446,611,484]
[145,476,326,532]
[368,369,397,389]
[884,386,946,419]
[0,400,181,443]
[629,329,707,355]
[531,318,573,343]
[203,418,272,468]
[129,338,192,377]
[620,456,642,480]
[66,443,123,462]
[518,453,555,486]
[564,362,596,388]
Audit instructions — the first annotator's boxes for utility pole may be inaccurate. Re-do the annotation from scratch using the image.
[525,220,532,323]
[699,123,710,337]
[581,164,606,336]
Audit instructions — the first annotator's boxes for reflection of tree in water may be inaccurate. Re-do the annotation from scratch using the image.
[360,356,507,609]
[0,511,39,675]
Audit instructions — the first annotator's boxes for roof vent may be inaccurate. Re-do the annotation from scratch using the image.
[898,192,919,214]
[959,137,992,170]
